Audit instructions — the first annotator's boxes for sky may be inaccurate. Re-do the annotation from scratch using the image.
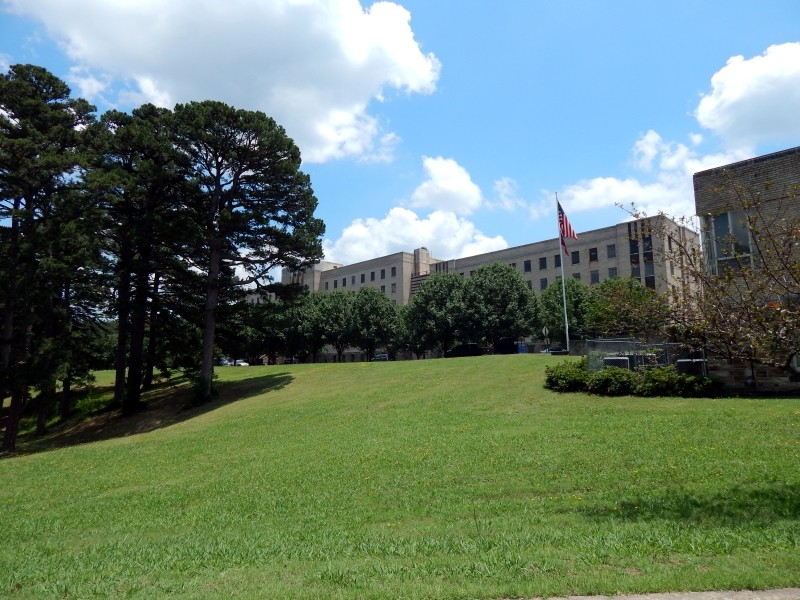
[2,0,800,266]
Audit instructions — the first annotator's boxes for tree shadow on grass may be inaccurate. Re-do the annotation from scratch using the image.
[15,371,293,455]
[581,483,800,525]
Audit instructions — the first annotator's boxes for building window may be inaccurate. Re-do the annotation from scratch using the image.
[510,262,516,269]
[554,254,561,268]
[573,272,581,280]
[589,247,598,262]
[342,278,346,287]
[527,280,532,290]
[705,209,753,273]
[391,283,396,294]
[361,273,366,283]
[523,259,531,272]
[380,269,386,279]
[351,275,356,285]
[391,266,397,277]
[371,271,375,281]
[539,257,547,270]
[607,244,616,259]
[629,238,639,257]
[540,277,548,291]
[334,280,338,289]
[644,260,655,289]
[608,267,617,278]
[631,265,641,279]
[590,270,600,284]
[670,261,675,276]
[380,285,386,293]
[571,250,580,265]
[325,281,329,290]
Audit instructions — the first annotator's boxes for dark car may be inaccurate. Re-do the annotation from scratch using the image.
[445,343,486,358]
[540,346,569,355]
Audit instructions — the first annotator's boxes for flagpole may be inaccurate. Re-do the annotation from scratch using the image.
[556,193,570,353]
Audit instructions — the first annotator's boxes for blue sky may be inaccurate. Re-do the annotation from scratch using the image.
[2,0,800,265]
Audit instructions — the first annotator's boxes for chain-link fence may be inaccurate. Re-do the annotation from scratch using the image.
[586,339,707,376]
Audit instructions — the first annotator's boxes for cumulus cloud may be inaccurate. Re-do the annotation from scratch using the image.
[489,177,526,211]
[695,43,800,149]
[3,0,441,163]
[322,207,507,264]
[547,44,800,225]
[556,131,752,223]
[410,156,483,215]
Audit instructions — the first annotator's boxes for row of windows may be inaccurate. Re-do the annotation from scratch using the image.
[325,266,398,290]
[517,244,617,273]
[534,267,619,291]
[325,280,399,294]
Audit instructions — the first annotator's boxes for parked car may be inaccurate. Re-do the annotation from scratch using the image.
[445,343,486,358]
[371,353,389,361]
[540,346,569,355]
[233,359,249,366]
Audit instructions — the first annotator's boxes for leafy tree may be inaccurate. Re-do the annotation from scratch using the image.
[351,287,398,360]
[584,276,669,341]
[404,272,474,355]
[0,65,97,452]
[172,100,325,401]
[539,277,589,344]
[320,291,356,361]
[467,262,540,347]
[91,105,194,413]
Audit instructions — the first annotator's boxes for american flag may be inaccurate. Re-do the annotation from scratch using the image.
[558,201,577,256]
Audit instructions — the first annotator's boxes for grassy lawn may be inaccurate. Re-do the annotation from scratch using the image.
[1,355,798,599]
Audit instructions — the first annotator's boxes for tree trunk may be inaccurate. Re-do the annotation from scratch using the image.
[125,253,152,414]
[142,272,161,390]
[60,375,72,421]
[199,242,222,402]
[113,241,133,408]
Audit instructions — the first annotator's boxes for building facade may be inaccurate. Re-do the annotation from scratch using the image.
[693,145,800,388]
[285,216,698,304]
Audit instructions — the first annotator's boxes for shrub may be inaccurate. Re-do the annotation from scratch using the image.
[635,366,725,398]
[586,367,639,396]
[544,358,589,392]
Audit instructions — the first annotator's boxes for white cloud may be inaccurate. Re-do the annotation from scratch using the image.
[489,177,525,211]
[3,0,441,163]
[410,156,483,215]
[556,133,752,223]
[549,44,800,225]
[322,207,507,264]
[695,43,800,149]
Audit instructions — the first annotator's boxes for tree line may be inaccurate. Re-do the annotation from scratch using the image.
[0,64,324,452]
[236,263,670,364]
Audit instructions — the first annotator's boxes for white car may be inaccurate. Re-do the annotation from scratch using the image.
[233,359,249,366]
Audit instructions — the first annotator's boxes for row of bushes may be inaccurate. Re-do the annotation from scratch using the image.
[544,359,725,397]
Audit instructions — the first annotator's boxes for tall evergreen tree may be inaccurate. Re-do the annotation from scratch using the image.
[172,100,324,402]
[0,65,96,452]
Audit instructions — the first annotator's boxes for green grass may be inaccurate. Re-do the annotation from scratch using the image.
[1,355,799,599]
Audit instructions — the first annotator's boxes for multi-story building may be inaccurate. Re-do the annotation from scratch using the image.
[693,145,800,387]
[284,216,698,303]
[282,247,440,305]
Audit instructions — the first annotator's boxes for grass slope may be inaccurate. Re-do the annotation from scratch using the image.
[1,355,799,599]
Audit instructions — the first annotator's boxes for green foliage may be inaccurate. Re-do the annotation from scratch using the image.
[543,358,590,392]
[635,366,724,398]
[584,276,669,340]
[539,277,589,342]
[468,262,540,346]
[587,366,640,396]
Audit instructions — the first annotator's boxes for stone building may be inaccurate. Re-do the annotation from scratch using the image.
[693,145,800,390]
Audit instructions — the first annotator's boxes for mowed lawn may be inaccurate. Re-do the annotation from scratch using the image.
[1,355,799,599]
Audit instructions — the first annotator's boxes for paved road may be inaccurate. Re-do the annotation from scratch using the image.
[532,590,800,600]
